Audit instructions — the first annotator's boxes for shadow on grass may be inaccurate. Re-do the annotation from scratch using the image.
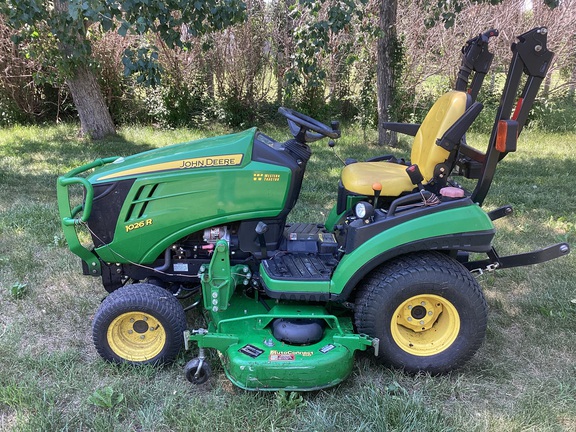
[0,128,160,202]
[483,156,576,219]
[2,128,157,166]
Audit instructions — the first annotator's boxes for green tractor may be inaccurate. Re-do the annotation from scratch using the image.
[57,27,568,391]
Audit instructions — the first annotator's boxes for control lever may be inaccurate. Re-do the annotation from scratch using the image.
[255,221,269,259]
[328,122,345,165]
[328,140,346,165]
[372,183,382,209]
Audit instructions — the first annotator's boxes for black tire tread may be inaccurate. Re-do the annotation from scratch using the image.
[93,283,187,365]
[354,251,487,374]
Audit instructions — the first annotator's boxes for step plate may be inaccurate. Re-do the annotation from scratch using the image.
[262,253,337,281]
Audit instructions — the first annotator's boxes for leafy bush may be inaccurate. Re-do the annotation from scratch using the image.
[161,80,213,128]
[528,95,576,132]
[0,97,20,126]
[218,94,255,127]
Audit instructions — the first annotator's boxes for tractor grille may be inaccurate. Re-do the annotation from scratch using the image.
[88,179,135,246]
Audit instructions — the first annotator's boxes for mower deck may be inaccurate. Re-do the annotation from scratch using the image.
[188,293,374,391]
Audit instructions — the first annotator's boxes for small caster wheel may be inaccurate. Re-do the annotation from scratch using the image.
[184,358,212,385]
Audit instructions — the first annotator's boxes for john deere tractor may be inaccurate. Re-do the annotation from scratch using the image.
[57,27,569,390]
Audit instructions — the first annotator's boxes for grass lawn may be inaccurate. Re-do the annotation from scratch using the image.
[0,123,575,431]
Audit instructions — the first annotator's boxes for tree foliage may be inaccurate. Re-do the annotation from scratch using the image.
[284,0,375,116]
[1,0,247,84]
[1,0,574,133]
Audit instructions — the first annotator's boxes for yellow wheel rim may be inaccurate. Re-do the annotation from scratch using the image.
[107,312,166,362]
[391,294,460,356]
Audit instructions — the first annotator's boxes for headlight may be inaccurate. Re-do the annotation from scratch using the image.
[354,202,374,220]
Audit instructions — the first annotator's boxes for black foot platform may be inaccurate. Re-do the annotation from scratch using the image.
[262,253,337,281]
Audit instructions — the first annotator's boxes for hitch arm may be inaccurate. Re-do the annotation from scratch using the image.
[465,243,570,272]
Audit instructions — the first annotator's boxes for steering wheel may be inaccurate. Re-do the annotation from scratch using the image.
[278,107,341,143]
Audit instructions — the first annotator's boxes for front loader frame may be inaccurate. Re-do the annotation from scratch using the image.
[453,27,569,271]
[455,27,555,205]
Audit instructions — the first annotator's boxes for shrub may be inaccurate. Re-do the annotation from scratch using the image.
[528,95,576,132]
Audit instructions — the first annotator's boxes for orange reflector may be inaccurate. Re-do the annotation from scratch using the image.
[495,120,519,153]
[496,121,508,152]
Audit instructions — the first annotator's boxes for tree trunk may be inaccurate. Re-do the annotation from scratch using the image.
[376,0,398,147]
[66,66,116,140]
[569,62,576,100]
[206,67,215,99]
[542,72,552,98]
[53,0,115,140]
[276,64,284,106]
[202,47,215,99]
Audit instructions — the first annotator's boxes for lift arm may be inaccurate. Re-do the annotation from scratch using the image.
[468,27,554,206]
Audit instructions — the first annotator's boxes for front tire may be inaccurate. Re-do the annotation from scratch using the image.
[354,252,487,374]
[93,283,187,365]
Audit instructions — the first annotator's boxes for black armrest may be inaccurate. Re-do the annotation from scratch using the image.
[366,154,399,163]
[436,102,483,151]
[382,122,420,137]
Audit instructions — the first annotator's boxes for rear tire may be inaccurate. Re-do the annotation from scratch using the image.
[354,252,487,374]
[93,283,187,365]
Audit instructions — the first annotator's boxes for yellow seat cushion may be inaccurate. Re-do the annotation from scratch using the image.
[341,90,468,196]
[341,161,414,196]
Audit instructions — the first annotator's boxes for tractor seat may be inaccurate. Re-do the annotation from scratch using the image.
[342,90,472,197]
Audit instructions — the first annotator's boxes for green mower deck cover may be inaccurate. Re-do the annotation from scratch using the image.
[189,294,373,391]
